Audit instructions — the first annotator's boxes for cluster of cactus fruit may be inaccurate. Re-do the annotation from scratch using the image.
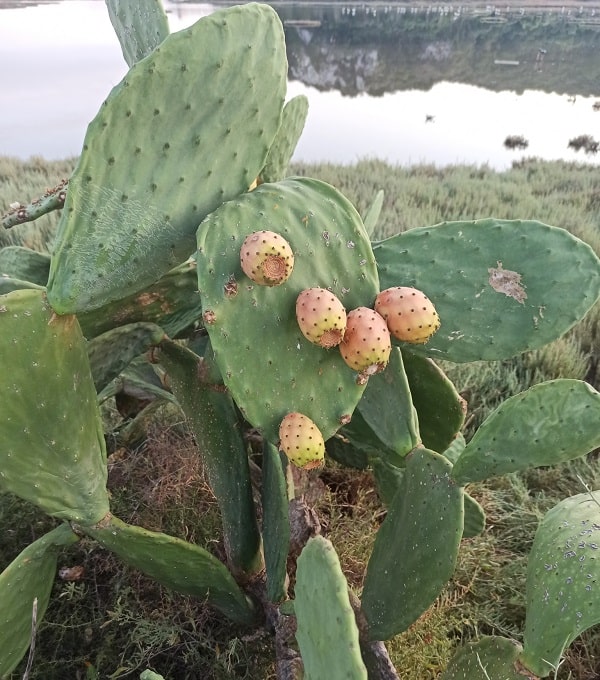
[241,228,441,467]
[1,2,600,679]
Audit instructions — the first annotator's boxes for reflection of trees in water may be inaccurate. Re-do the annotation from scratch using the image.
[280,5,600,97]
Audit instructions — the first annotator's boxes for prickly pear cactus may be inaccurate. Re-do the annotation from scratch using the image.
[196,176,379,444]
[47,3,287,314]
[0,289,109,523]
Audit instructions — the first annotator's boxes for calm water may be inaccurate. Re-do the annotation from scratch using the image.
[1,0,600,168]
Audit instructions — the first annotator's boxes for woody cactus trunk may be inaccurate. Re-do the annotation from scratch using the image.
[2,2,600,678]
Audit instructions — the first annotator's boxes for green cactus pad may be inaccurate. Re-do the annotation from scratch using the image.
[295,535,367,680]
[83,515,258,626]
[106,0,169,67]
[157,340,263,578]
[262,442,291,603]
[77,259,203,339]
[0,289,109,524]
[196,177,379,443]
[362,447,464,640]
[259,95,309,184]
[47,3,287,314]
[440,435,486,538]
[520,491,600,677]
[370,456,405,507]
[0,523,79,677]
[357,348,420,461]
[452,379,600,485]
[402,350,466,454]
[0,277,44,295]
[140,671,166,680]
[0,245,50,286]
[463,493,486,539]
[325,433,370,470]
[87,322,166,392]
[373,219,600,362]
[441,636,525,680]
[362,189,384,238]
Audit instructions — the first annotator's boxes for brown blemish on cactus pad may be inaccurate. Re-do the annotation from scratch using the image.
[224,275,238,298]
[488,261,527,304]
[203,310,216,325]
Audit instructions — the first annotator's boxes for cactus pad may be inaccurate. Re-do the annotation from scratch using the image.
[520,491,600,677]
[262,442,291,603]
[294,535,367,680]
[259,94,309,184]
[47,3,287,313]
[402,350,466,454]
[441,636,525,680]
[373,219,600,362]
[196,177,379,443]
[157,340,263,577]
[84,514,257,626]
[0,289,109,524]
[106,0,170,67]
[356,347,420,461]
[452,379,600,485]
[0,523,79,677]
[361,448,464,640]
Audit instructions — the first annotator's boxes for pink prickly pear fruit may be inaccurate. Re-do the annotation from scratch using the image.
[375,286,440,344]
[278,412,325,470]
[339,307,391,379]
[240,230,294,286]
[296,287,347,349]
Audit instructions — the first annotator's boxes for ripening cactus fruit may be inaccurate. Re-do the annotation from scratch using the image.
[296,287,347,348]
[339,306,391,380]
[278,412,325,470]
[375,286,440,344]
[240,230,294,286]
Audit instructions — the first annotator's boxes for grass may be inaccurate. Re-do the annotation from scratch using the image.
[1,154,600,678]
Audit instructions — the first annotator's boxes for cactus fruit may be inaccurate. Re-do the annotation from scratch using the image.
[374,286,440,344]
[339,306,391,380]
[240,230,294,286]
[296,287,347,348]
[278,412,325,470]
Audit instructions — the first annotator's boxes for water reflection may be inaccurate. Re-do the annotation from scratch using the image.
[0,0,599,169]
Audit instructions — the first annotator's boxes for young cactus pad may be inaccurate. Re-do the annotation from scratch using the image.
[0,289,109,524]
[106,0,170,67]
[47,3,287,314]
[294,536,368,680]
[373,219,600,362]
[196,177,379,444]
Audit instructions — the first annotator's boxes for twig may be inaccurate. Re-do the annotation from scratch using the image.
[22,597,38,680]
[2,179,68,230]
